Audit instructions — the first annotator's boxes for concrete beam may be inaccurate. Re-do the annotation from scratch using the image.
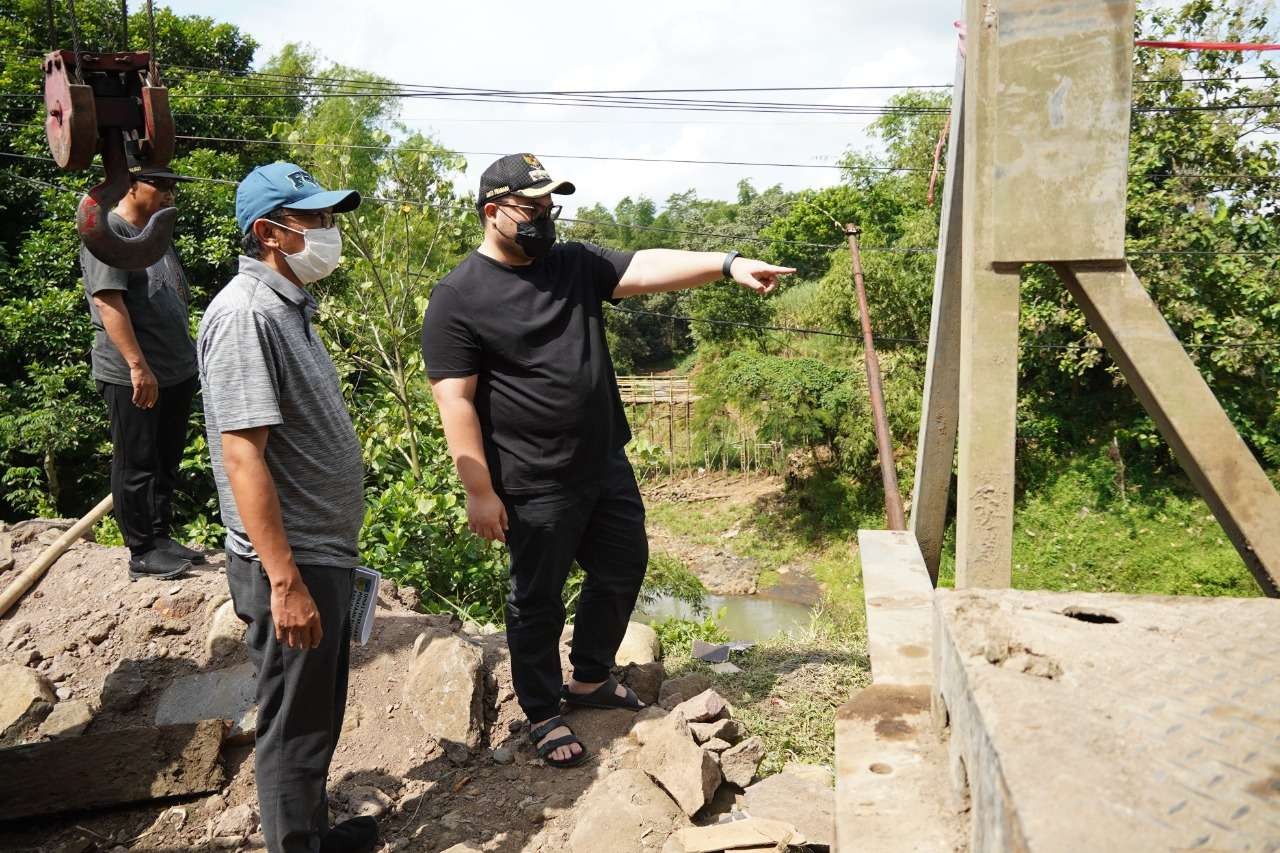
[956,0,1019,589]
[909,53,966,585]
[858,530,935,686]
[989,0,1135,263]
[836,531,959,851]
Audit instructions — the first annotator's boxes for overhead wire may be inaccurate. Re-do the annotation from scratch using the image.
[3,149,1278,258]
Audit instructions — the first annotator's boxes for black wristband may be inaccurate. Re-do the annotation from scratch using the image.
[722,251,741,278]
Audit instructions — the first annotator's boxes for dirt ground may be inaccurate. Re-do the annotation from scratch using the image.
[641,474,790,597]
[0,536,700,853]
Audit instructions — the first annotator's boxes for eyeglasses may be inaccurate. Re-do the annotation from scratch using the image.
[498,202,561,221]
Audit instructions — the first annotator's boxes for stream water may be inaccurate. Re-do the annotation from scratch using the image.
[637,592,816,642]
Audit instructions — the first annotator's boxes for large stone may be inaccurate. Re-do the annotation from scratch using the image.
[0,530,12,572]
[743,772,835,848]
[402,630,485,751]
[153,590,204,621]
[99,660,148,712]
[7,518,78,546]
[658,673,712,709]
[38,699,94,739]
[688,718,743,745]
[210,803,258,843]
[619,661,664,706]
[630,706,671,746]
[673,818,806,852]
[637,713,721,817]
[154,661,257,740]
[719,735,765,788]
[0,663,55,744]
[205,599,246,659]
[616,621,661,666]
[562,620,661,667]
[670,689,728,723]
[567,768,689,853]
[782,761,833,788]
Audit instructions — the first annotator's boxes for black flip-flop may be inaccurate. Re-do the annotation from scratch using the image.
[561,676,646,711]
[528,716,590,768]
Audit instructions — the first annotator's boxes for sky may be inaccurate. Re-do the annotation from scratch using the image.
[164,0,971,215]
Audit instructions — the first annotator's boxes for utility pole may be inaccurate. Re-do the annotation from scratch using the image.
[846,224,906,531]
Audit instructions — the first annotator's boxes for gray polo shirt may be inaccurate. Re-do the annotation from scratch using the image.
[81,212,197,387]
[197,256,364,568]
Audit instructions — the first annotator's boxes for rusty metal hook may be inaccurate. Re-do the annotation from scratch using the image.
[76,127,177,270]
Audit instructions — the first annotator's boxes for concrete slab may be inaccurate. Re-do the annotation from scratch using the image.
[858,530,935,687]
[836,685,965,852]
[933,589,1280,852]
[837,532,962,851]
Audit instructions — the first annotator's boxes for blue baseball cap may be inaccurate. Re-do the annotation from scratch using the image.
[235,161,361,233]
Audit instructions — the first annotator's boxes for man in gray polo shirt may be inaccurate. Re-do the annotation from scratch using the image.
[198,162,374,853]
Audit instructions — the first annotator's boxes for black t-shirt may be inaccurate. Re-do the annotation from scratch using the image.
[421,241,635,495]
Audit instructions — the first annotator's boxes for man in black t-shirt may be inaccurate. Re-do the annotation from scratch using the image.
[422,154,793,767]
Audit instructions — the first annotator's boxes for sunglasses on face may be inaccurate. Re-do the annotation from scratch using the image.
[499,202,562,221]
[136,178,178,192]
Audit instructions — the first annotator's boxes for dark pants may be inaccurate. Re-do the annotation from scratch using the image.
[99,376,197,557]
[226,551,353,853]
[502,450,649,724]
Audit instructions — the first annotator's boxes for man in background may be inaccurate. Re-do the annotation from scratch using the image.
[81,159,204,580]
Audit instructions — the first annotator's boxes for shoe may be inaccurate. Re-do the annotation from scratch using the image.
[320,816,379,853]
[156,536,207,564]
[128,548,193,581]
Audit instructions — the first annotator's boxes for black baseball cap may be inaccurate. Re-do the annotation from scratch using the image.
[124,149,189,184]
[477,153,575,211]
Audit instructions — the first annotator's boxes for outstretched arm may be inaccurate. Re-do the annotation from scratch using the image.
[613,249,794,298]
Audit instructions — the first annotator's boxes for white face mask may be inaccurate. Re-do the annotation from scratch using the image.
[274,222,342,283]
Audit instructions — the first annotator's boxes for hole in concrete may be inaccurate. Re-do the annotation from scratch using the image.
[869,763,893,775]
[1062,605,1122,624]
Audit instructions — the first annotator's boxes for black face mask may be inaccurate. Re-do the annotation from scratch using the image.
[501,208,557,258]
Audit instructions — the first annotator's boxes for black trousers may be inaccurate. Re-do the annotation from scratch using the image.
[99,376,197,557]
[502,450,649,724]
[226,551,353,853]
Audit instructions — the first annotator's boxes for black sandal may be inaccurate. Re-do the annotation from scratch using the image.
[528,716,590,768]
[561,676,646,711]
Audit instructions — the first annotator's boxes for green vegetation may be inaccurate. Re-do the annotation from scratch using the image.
[0,0,1275,640]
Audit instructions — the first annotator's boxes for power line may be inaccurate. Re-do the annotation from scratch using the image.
[168,132,880,172]
[3,150,1278,258]
[7,122,1271,184]
[6,45,1278,91]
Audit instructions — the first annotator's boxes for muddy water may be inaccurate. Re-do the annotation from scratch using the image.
[638,570,820,642]
[638,593,815,642]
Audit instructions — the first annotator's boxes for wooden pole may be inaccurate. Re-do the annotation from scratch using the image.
[846,225,907,531]
[668,405,676,476]
[0,493,113,617]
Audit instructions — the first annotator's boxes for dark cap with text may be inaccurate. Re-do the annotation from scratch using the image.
[477,153,575,212]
